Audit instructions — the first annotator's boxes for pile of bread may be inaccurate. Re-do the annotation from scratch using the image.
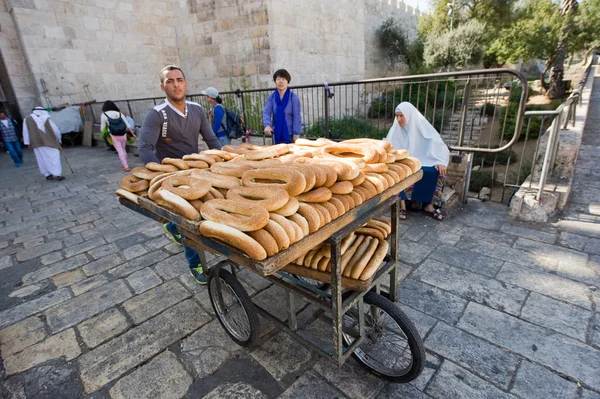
[117,138,420,279]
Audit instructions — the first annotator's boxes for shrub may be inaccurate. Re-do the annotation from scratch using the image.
[484,103,496,116]
[469,170,493,193]
[304,117,388,140]
[472,147,518,167]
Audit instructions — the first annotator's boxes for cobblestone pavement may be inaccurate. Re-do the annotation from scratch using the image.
[1,82,600,398]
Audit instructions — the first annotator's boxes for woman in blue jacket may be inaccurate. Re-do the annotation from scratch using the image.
[202,87,229,147]
[262,69,302,144]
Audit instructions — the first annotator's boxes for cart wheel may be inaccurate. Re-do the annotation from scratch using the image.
[208,268,259,347]
[342,291,425,382]
[292,274,330,291]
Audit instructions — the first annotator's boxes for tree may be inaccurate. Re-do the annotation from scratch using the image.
[547,0,578,98]
[424,20,486,70]
[570,0,600,63]
[376,17,409,69]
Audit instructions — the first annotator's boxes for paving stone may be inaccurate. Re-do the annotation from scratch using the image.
[558,231,589,251]
[418,229,461,247]
[398,278,468,325]
[63,238,107,259]
[410,352,442,392]
[87,242,121,260]
[108,250,170,279]
[81,254,124,276]
[500,223,558,244]
[497,262,594,310]
[280,370,347,399]
[313,357,385,399]
[253,285,307,322]
[15,240,62,262]
[116,233,150,251]
[556,258,600,287]
[3,328,81,375]
[237,267,273,292]
[514,237,588,265]
[78,299,211,393]
[420,243,491,278]
[109,350,192,399]
[582,389,600,399]
[457,302,600,391]
[143,236,169,251]
[126,267,162,294]
[403,224,431,242]
[77,308,129,349]
[178,272,207,294]
[123,279,190,325]
[203,382,268,399]
[425,322,519,389]
[251,332,316,382]
[376,382,430,399]
[8,284,44,298]
[62,233,84,247]
[12,228,50,244]
[398,240,434,265]
[412,259,528,316]
[584,238,600,255]
[51,269,86,288]
[0,255,13,270]
[510,360,578,399]
[0,288,72,329]
[45,280,132,333]
[40,250,64,265]
[592,316,600,348]
[396,303,438,338]
[121,243,148,260]
[520,292,591,341]
[0,316,46,357]
[425,360,517,399]
[153,253,189,280]
[21,253,89,285]
[456,224,517,246]
[22,236,46,249]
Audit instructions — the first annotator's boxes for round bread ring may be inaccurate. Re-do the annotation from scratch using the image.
[263,219,290,250]
[242,168,306,196]
[360,179,378,197]
[203,149,235,161]
[294,138,324,147]
[295,187,332,203]
[368,219,391,236]
[361,163,388,174]
[189,199,204,214]
[321,144,379,164]
[394,149,409,161]
[248,229,279,257]
[348,190,363,206]
[396,163,413,178]
[355,227,386,241]
[332,194,351,212]
[201,199,269,231]
[316,157,362,180]
[381,172,395,188]
[387,164,408,181]
[384,153,396,164]
[182,153,218,165]
[349,236,380,279]
[296,203,320,233]
[286,218,304,242]
[221,145,248,155]
[302,164,327,187]
[116,188,140,204]
[316,138,337,146]
[244,143,290,161]
[200,221,267,260]
[270,213,296,244]
[352,186,368,202]
[310,203,332,225]
[146,162,179,173]
[359,239,389,280]
[344,236,375,278]
[272,196,300,216]
[329,181,354,195]
[309,203,326,228]
[211,162,252,178]
[304,249,318,267]
[294,157,354,181]
[282,165,315,192]
[373,173,390,191]
[350,172,366,187]
[161,176,210,200]
[341,233,357,254]
[386,169,401,184]
[399,157,420,173]
[373,217,392,233]
[288,213,309,237]
[364,221,388,239]
[191,170,241,189]
[149,171,179,188]
[341,235,366,274]
[364,173,385,193]
[162,157,189,170]
[131,167,164,180]
[342,193,356,210]
[319,164,338,187]
[209,187,225,199]
[185,160,210,169]
[320,201,339,220]
[154,188,200,221]
[344,138,392,153]
[120,175,149,193]
[227,186,289,211]
[328,197,346,217]
[201,191,215,201]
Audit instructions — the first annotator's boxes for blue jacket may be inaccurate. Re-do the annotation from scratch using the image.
[262,91,302,143]
[212,104,226,137]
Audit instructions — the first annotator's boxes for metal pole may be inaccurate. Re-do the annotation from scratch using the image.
[537,116,560,200]
[324,87,330,139]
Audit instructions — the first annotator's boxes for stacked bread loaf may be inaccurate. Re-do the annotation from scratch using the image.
[116,139,420,277]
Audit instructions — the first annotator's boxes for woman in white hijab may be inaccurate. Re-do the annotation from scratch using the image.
[385,102,449,220]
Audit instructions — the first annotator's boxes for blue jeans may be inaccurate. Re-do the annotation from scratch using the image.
[166,222,200,269]
[4,141,23,165]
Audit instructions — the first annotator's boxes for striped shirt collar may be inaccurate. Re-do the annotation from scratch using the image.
[164,98,187,118]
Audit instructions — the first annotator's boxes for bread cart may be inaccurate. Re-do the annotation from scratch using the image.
[119,170,425,383]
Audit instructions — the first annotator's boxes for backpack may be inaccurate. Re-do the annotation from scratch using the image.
[104,112,127,136]
[218,107,245,139]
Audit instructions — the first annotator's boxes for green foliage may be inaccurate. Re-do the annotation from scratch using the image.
[508,161,533,186]
[424,20,486,70]
[376,17,409,68]
[304,117,388,140]
[472,146,518,167]
[571,0,600,55]
[469,170,493,192]
[484,103,496,116]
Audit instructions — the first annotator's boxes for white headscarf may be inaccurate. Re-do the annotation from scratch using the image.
[384,102,450,167]
[30,107,51,131]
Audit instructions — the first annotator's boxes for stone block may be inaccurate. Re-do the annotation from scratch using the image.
[584,238,600,255]
[509,190,559,223]
[251,332,316,382]
[78,299,211,393]
[280,370,346,398]
[123,280,190,325]
[109,350,192,399]
[313,356,385,399]
[40,251,64,265]
[63,238,107,259]
[456,239,556,272]
[87,242,120,260]
[71,274,110,296]
[425,322,519,389]
[376,382,430,398]
[3,329,81,375]
[429,245,504,277]
[8,284,45,298]
[511,360,578,399]
[82,253,124,276]
[412,259,528,316]
[51,269,86,288]
[398,240,433,265]
[458,302,600,391]
[45,279,132,333]
[398,278,468,325]
[514,237,588,265]
[153,254,189,280]
[16,240,62,261]
[203,382,269,399]
[252,285,306,322]
[108,250,170,279]
[122,243,148,260]
[557,231,589,251]
[77,307,129,349]
[126,267,162,294]
[396,303,438,338]
[0,288,72,329]
[0,255,13,270]
[21,253,89,285]
[500,223,557,244]
[0,316,46,357]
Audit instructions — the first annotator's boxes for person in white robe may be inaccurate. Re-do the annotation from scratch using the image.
[23,107,65,181]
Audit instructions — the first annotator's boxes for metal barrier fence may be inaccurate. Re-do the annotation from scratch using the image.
[84,68,531,203]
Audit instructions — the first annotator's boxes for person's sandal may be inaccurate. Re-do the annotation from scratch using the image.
[398,209,407,220]
[424,208,444,221]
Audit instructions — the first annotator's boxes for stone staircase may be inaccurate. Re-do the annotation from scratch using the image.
[439,97,485,148]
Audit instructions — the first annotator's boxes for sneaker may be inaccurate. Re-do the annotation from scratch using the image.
[190,265,208,285]
[124,167,131,172]
[162,223,183,245]
[55,176,65,181]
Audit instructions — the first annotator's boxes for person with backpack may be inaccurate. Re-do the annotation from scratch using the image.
[201,87,230,147]
[262,69,302,144]
[100,100,135,172]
